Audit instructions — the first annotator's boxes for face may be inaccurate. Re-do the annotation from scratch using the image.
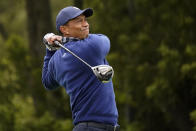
[60,15,89,39]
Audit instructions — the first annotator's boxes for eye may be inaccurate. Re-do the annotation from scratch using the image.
[84,18,88,22]
[76,18,83,23]
[75,17,88,23]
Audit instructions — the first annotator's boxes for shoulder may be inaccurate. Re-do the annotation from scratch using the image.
[87,34,110,43]
[88,33,109,39]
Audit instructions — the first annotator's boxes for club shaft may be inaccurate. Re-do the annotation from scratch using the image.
[54,41,92,69]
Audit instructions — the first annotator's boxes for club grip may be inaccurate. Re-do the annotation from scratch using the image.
[54,41,61,46]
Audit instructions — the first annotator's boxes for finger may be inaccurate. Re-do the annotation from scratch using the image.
[51,35,61,42]
[56,36,62,41]
[51,37,58,43]
[48,37,54,44]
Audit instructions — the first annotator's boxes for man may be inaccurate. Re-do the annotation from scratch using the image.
[42,6,119,131]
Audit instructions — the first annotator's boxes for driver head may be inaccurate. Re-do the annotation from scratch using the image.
[92,65,114,83]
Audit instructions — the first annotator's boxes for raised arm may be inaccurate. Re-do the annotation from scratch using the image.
[42,33,61,90]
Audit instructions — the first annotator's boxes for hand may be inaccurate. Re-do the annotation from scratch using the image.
[44,33,62,45]
[43,33,62,51]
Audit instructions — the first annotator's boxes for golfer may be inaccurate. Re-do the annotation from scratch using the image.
[42,6,119,131]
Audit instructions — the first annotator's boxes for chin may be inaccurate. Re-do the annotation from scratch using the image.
[81,33,89,39]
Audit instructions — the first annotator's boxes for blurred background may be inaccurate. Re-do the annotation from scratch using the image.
[0,0,196,130]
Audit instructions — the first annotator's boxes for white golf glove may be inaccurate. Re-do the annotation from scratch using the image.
[43,33,61,51]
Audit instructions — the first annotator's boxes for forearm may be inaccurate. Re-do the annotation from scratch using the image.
[42,49,59,90]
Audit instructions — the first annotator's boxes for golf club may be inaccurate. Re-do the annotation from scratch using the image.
[53,41,114,83]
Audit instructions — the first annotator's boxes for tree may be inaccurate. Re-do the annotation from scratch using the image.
[85,0,196,130]
[74,0,83,9]
[0,0,196,130]
[25,0,54,115]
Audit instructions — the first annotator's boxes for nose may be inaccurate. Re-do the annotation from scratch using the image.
[82,20,89,27]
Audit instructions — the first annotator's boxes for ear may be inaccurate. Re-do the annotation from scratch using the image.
[60,26,69,35]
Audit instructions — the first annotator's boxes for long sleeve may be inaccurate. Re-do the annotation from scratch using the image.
[88,34,110,60]
[42,49,59,90]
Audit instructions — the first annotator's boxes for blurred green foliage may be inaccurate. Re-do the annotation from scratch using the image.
[0,0,196,130]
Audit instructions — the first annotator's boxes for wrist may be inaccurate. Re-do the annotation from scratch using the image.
[46,48,56,56]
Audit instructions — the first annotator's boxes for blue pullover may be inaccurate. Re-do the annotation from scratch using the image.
[42,34,118,125]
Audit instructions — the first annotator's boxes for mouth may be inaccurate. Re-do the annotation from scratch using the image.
[80,27,89,39]
[81,27,89,31]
